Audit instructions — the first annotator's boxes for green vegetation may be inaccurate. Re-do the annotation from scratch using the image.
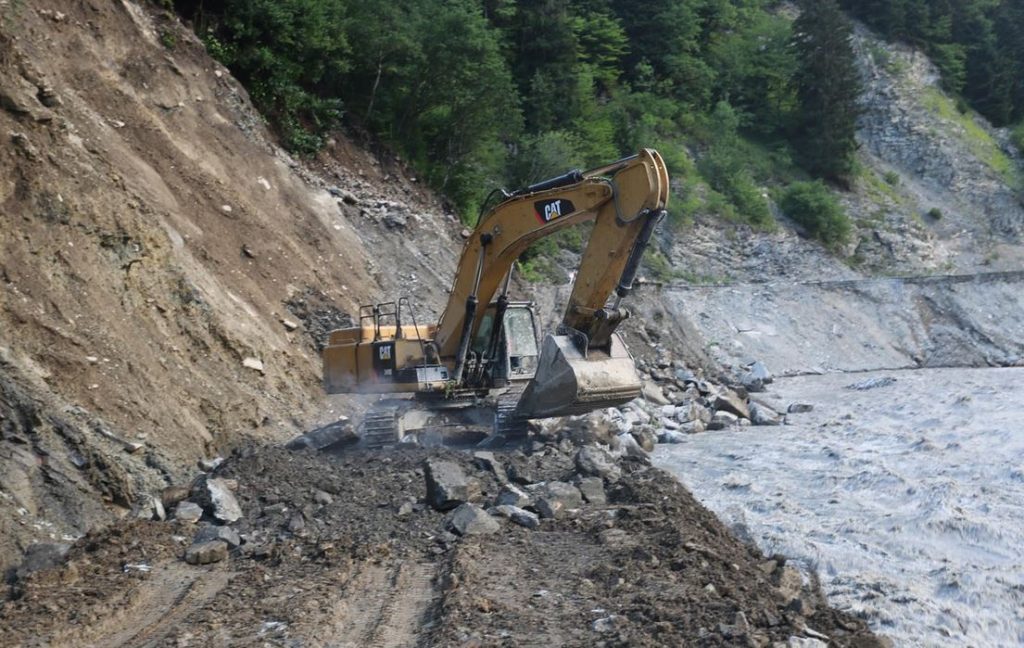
[1012,123,1024,153]
[922,87,1019,186]
[839,0,1024,128]
[172,0,849,222]
[792,0,862,184]
[779,181,852,250]
[927,207,943,220]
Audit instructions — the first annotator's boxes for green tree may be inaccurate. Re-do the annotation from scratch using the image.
[792,0,862,183]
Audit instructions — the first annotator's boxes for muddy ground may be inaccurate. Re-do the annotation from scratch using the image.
[0,440,884,647]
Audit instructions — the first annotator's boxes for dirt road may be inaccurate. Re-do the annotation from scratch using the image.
[1,443,884,647]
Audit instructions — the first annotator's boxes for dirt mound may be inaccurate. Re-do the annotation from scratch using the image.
[0,442,882,647]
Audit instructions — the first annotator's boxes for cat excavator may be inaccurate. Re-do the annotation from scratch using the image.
[322,149,670,446]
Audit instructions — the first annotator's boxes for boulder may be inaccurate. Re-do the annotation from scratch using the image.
[472,451,509,484]
[658,429,689,444]
[708,411,740,431]
[191,476,243,523]
[630,426,658,452]
[576,477,607,505]
[495,484,531,508]
[616,432,650,460]
[185,540,228,565]
[713,390,750,420]
[641,380,670,406]
[174,501,203,524]
[424,459,480,511]
[489,505,540,529]
[445,503,500,536]
[574,446,621,482]
[194,524,241,548]
[536,481,583,519]
[750,402,782,426]
[286,418,358,452]
[787,403,814,414]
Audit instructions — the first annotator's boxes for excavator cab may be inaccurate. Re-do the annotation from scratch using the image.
[465,302,540,389]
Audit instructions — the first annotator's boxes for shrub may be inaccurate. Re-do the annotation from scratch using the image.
[927,207,943,220]
[883,170,900,186]
[1012,122,1024,153]
[779,181,851,250]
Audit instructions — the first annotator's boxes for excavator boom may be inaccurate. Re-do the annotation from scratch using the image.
[323,149,669,435]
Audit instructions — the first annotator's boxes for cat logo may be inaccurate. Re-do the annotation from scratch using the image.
[534,198,576,223]
[378,345,392,361]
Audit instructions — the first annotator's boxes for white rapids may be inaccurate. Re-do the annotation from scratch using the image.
[654,367,1024,647]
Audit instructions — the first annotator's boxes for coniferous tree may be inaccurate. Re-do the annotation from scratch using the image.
[792,0,862,183]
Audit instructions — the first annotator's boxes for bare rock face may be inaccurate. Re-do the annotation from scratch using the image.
[191,476,243,523]
[424,459,480,511]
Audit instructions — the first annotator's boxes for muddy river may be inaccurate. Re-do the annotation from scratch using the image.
[655,367,1024,647]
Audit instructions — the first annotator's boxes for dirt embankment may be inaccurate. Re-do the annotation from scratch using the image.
[0,0,461,568]
[0,440,884,647]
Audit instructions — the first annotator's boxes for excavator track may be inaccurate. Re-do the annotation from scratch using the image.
[361,406,400,449]
[494,388,529,437]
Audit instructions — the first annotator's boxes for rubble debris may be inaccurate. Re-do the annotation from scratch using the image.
[424,458,480,511]
[445,503,500,536]
[191,476,243,523]
[194,524,241,548]
[488,505,540,529]
[574,446,621,483]
[534,481,582,520]
[185,540,229,565]
[173,501,203,524]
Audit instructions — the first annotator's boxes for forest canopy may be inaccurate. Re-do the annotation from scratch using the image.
[169,0,1022,231]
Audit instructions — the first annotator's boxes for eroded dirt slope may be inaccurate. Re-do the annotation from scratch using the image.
[0,0,461,569]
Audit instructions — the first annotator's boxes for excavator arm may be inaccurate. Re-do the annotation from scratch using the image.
[434,149,669,417]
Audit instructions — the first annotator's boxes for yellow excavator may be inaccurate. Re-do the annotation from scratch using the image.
[323,149,670,446]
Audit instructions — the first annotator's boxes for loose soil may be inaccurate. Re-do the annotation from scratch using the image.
[0,443,883,647]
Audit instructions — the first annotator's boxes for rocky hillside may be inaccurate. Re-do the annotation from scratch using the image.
[652,24,1024,285]
[0,0,462,569]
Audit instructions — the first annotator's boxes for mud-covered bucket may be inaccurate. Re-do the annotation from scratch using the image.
[514,333,641,419]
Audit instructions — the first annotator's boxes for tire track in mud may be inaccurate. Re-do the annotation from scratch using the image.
[50,564,233,648]
[325,560,439,648]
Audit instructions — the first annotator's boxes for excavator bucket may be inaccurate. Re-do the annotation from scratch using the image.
[513,332,641,420]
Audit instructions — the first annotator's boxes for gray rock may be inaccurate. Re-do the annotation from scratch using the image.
[174,501,203,523]
[313,489,334,505]
[445,503,500,536]
[535,481,583,519]
[846,376,897,390]
[787,403,814,414]
[749,402,783,426]
[576,477,607,505]
[616,432,650,460]
[630,426,658,452]
[658,429,689,444]
[489,504,540,529]
[787,638,827,648]
[574,446,621,482]
[287,513,306,534]
[16,543,70,579]
[424,458,480,510]
[713,390,750,420]
[472,451,509,484]
[192,476,243,523]
[286,418,358,452]
[708,410,740,430]
[198,457,224,472]
[641,380,670,406]
[194,524,241,547]
[495,484,531,508]
[185,540,228,565]
[679,419,706,434]
[136,495,166,521]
